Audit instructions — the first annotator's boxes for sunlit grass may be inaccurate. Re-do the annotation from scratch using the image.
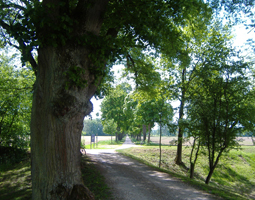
[118,146,255,200]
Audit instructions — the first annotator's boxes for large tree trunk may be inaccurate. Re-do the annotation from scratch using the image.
[30,0,110,198]
[30,46,99,199]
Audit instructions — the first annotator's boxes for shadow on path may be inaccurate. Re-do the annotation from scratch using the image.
[86,136,219,200]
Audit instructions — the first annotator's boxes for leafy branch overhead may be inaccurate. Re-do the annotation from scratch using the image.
[0,0,213,77]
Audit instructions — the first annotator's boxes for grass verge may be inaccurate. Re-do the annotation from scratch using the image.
[117,146,255,200]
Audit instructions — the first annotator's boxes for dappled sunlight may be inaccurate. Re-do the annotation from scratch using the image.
[86,136,218,199]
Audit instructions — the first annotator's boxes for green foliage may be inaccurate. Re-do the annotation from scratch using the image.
[0,53,34,150]
[102,119,117,136]
[0,0,214,84]
[123,47,161,93]
[101,83,131,133]
[83,118,105,136]
[184,24,255,184]
[64,66,87,90]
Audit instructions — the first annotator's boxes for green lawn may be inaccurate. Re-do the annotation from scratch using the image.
[118,146,255,200]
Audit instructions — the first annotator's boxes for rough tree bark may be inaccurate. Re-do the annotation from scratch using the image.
[30,0,109,199]
[31,46,97,199]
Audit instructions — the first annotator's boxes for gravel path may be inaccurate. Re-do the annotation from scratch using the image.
[86,136,220,200]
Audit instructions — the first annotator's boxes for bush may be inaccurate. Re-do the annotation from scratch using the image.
[0,146,28,164]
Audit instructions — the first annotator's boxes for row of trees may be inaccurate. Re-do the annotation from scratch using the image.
[101,82,174,142]
[100,20,255,184]
[83,118,119,137]
[1,0,255,198]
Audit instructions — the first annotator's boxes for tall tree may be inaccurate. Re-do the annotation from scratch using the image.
[0,0,214,199]
[101,83,131,141]
[102,119,117,143]
[187,25,255,184]
[159,9,212,165]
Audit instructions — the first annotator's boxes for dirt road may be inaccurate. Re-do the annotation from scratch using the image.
[86,136,219,200]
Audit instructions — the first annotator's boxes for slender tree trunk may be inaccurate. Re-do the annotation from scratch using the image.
[116,127,121,142]
[205,150,223,184]
[138,131,142,141]
[159,118,162,168]
[148,124,151,143]
[190,163,195,179]
[251,136,255,146]
[175,128,183,164]
[205,166,216,184]
[175,99,184,164]
[31,47,98,199]
[189,138,200,179]
[175,68,186,165]
[143,124,146,142]
[115,132,118,142]
[118,131,124,141]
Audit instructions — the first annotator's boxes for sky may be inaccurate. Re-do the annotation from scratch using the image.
[88,24,255,120]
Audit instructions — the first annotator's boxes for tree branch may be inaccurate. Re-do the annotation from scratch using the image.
[74,0,109,35]
[0,3,26,11]
[0,20,38,74]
